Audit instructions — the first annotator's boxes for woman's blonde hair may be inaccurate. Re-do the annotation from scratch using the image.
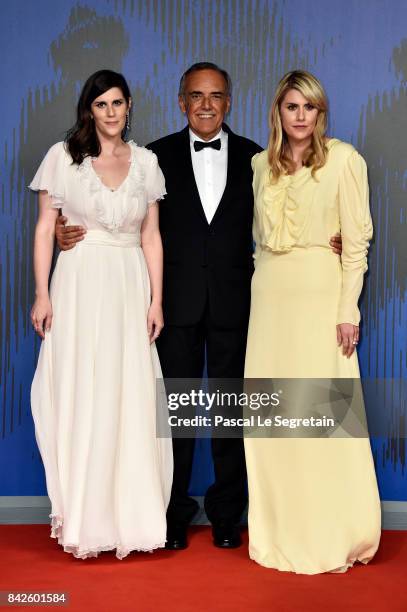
[268,70,328,181]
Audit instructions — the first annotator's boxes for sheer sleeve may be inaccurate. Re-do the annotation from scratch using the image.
[337,150,373,325]
[28,141,67,209]
[145,150,167,206]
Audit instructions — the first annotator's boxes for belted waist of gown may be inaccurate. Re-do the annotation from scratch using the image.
[82,229,141,247]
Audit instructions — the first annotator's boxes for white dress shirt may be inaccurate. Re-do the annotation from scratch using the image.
[189,128,228,224]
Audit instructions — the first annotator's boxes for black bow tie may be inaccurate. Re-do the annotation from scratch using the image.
[193,139,221,152]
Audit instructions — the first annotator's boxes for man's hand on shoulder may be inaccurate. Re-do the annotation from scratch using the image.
[329,233,342,256]
[55,215,86,251]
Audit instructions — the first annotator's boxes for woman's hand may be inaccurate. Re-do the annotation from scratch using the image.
[31,295,53,339]
[147,302,164,344]
[336,323,359,358]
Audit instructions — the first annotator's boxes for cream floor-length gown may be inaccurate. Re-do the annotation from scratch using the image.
[30,141,173,559]
[244,140,381,574]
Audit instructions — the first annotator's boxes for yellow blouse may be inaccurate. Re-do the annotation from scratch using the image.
[251,139,373,326]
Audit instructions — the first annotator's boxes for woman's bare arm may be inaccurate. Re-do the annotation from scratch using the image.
[141,203,164,343]
[31,191,58,338]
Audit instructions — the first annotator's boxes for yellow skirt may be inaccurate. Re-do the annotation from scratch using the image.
[244,248,381,574]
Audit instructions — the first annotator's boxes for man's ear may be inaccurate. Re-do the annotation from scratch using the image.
[178,95,186,114]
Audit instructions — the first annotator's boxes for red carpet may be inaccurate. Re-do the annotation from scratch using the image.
[0,527,406,611]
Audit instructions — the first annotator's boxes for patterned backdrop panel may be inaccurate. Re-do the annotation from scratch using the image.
[0,0,406,499]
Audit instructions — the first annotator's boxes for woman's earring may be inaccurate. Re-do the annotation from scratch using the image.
[126,113,130,132]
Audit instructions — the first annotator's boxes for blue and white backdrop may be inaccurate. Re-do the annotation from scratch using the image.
[0,0,406,520]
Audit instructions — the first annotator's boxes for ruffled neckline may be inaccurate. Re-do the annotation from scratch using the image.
[89,141,134,192]
[80,140,136,191]
[77,141,146,232]
[260,166,314,252]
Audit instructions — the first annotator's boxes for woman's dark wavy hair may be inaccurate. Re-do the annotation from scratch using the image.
[66,70,131,165]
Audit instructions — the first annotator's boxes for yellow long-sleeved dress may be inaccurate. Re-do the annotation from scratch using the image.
[244,139,381,574]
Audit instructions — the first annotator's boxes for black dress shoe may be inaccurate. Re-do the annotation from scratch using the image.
[212,523,241,548]
[165,524,188,550]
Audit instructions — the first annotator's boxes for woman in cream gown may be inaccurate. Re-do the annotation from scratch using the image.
[244,71,381,574]
[29,70,172,559]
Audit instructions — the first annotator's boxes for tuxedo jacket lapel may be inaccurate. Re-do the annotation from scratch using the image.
[177,127,209,227]
[210,125,239,226]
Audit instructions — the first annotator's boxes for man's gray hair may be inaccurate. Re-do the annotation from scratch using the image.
[178,62,232,97]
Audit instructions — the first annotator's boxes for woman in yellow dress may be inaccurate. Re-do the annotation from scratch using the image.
[244,70,381,574]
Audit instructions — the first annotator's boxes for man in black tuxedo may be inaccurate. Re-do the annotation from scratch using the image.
[147,63,262,550]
